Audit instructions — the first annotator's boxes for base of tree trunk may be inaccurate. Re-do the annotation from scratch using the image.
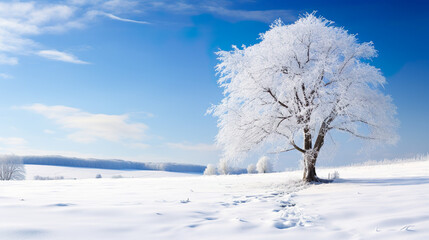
[303,175,319,183]
[302,152,334,183]
[303,176,334,183]
[303,154,318,182]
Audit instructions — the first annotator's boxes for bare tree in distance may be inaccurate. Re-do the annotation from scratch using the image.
[0,155,26,180]
[209,13,398,182]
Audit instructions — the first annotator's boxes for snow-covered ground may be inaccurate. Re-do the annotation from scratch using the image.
[0,158,428,240]
[24,164,196,179]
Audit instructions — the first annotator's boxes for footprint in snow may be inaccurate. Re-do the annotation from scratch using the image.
[187,224,199,228]
[400,225,415,231]
[274,220,296,229]
[47,203,74,207]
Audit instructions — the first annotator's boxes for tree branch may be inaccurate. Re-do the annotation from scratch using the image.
[268,147,296,154]
[305,42,311,64]
[276,116,292,129]
[334,127,377,140]
[265,88,289,109]
[291,140,305,153]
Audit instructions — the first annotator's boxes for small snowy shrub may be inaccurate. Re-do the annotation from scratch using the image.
[112,175,123,179]
[218,159,230,175]
[204,164,217,175]
[34,175,64,180]
[95,174,102,178]
[256,156,272,174]
[0,155,25,180]
[328,171,340,180]
[247,164,256,174]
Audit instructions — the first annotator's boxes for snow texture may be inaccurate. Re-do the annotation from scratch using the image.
[0,156,428,239]
[24,165,195,180]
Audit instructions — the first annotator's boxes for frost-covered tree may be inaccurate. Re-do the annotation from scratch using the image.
[256,156,272,174]
[247,164,256,174]
[0,155,25,180]
[204,164,217,175]
[218,159,230,175]
[210,13,398,182]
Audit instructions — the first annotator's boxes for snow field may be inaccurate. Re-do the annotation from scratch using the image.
[24,164,196,180]
[0,159,428,239]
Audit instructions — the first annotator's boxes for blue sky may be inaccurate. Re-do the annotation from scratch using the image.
[0,0,427,169]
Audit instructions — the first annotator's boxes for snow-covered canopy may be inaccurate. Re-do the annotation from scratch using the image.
[210,13,398,162]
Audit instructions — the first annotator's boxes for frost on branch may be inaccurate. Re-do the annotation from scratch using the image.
[210,13,398,182]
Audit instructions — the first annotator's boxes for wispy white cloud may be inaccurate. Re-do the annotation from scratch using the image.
[136,0,296,23]
[69,0,138,11]
[43,129,55,134]
[0,2,77,65]
[0,0,295,65]
[0,54,18,65]
[206,7,296,23]
[0,1,148,65]
[0,137,27,146]
[37,50,89,64]
[20,103,147,144]
[103,13,150,24]
[167,142,218,152]
[0,73,13,79]
[86,10,150,24]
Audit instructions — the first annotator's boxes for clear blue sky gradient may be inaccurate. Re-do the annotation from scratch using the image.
[0,0,427,169]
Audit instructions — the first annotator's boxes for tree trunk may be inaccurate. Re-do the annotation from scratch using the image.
[302,114,333,183]
[303,151,318,182]
[302,127,318,182]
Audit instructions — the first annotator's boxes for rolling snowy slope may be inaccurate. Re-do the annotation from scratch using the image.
[24,164,197,180]
[0,157,428,240]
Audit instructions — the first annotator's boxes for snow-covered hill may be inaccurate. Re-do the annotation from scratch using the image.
[0,156,428,240]
[22,155,206,173]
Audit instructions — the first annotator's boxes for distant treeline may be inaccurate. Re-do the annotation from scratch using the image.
[22,156,206,174]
